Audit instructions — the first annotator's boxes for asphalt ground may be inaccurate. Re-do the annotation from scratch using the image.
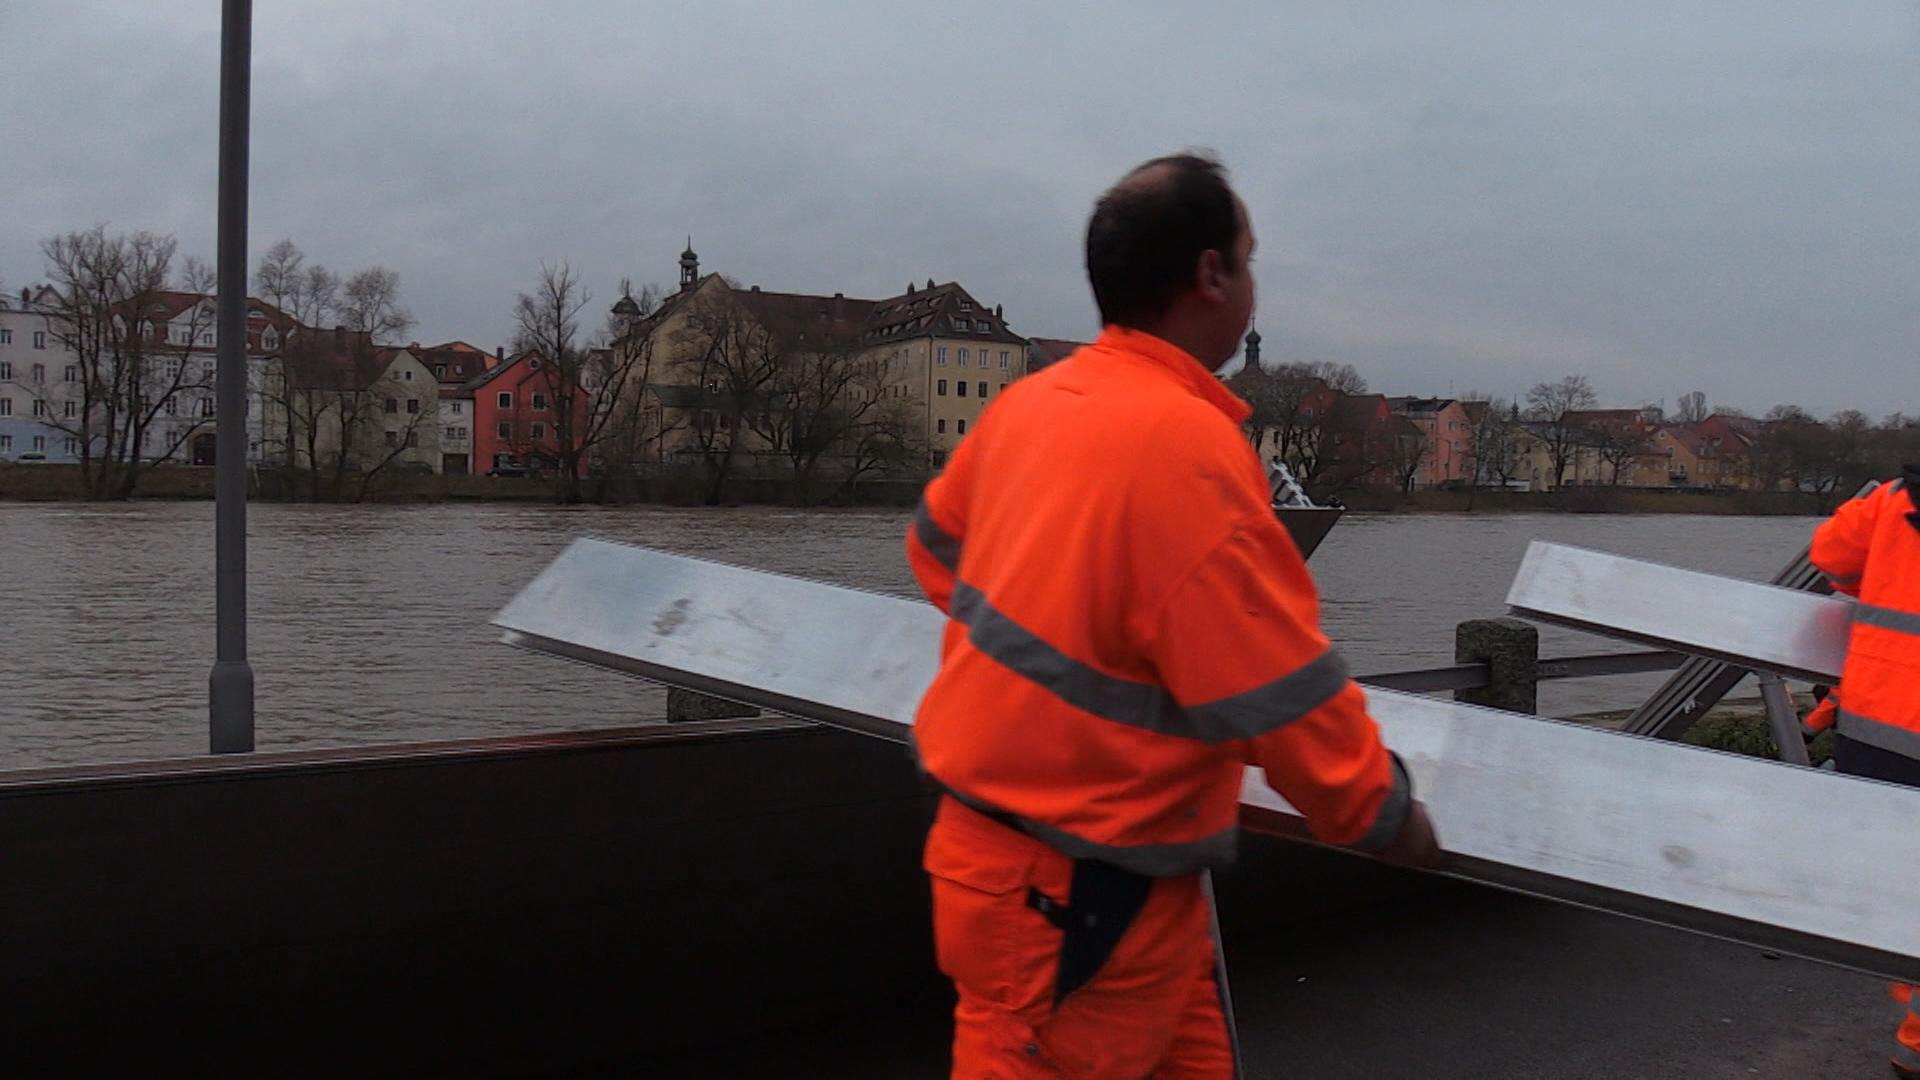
[617,880,1896,1079]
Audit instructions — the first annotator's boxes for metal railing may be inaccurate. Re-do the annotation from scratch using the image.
[1357,648,1683,695]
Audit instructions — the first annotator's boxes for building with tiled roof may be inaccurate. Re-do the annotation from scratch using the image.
[613,248,1031,470]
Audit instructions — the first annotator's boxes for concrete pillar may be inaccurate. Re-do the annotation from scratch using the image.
[666,688,761,722]
[1455,618,1539,714]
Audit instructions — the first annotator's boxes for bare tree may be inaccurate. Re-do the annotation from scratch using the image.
[1526,375,1599,486]
[509,262,594,501]
[670,292,785,504]
[341,267,413,340]
[831,389,926,502]
[1587,415,1656,485]
[254,239,342,476]
[25,227,217,498]
[1462,396,1525,489]
[578,282,678,500]
[744,338,918,500]
[510,263,672,504]
[1384,417,1432,493]
[1676,390,1709,424]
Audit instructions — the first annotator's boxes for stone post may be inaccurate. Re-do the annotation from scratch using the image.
[1455,618,1539,714]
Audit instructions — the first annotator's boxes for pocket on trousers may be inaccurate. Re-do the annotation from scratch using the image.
[926,827,1041,1008]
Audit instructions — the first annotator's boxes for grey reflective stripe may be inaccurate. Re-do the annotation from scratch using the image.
[942,785,1237,876]
[951,581,1352,745]
[1354,753,1414,852]
[952,581,1190,735]
[1835,708,1920,760]
[1855,601,1920,637]
[1825,571,1861,588]
[1187,650,1351,741]
[913,501,961,572]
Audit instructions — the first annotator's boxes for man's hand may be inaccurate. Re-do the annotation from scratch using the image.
[1375,800,1444,869]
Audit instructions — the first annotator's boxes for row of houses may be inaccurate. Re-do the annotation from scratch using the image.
[0,249,1782,493]
[0,243,1051,479]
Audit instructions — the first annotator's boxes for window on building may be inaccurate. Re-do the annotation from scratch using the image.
[532,393,548,411]
[435,365,446,378]
[33,331,47,349]
[401,369,413,381]
[958,348,969,366]
[263,328,278,350]
[406,430,419,448]
[937,347,948,366]
[957,382,968,398]
[531,422,545,439]
[64,365,77,382]
[32,363,46,383]
[406,399,420,415]
[958,300,972,311]
[0,435,9,451]
[937,379,947,395]
[0,329,11,344]
[977,381,987,397]
[999,351,1009,369]
[201,398,215,418]
[958,418,968,435]
[64,401,77,418]
[932,450,947,468]
[937,418,947,434]
[33,435,46,452]
[496,422,511,439]
[0,361,9,379]
[201,333,214,345]
[450,401,464,415]
[164,398,177,417]
[0,398,9,416]
[999,383,1007,393]
[384,398,398,414]
[385,430,398,447]
[497,392,512,409]
[65,438,78,455]
[33,399,48,418]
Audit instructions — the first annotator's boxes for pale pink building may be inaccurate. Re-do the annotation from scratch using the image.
[1390,397,1475,488]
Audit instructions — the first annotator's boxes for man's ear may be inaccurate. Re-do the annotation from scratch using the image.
[1195,249,1227,303]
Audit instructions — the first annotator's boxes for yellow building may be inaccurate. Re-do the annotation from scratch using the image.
[616,247,1028,471]
[859,278,1027,465]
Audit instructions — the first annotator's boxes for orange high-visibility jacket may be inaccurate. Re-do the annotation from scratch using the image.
[1812,473,1920,759]
[906,326,1408,877]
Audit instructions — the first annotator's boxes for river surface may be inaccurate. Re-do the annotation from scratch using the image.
[0,502,1824,768]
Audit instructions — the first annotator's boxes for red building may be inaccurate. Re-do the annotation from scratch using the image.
[468,351,589,474]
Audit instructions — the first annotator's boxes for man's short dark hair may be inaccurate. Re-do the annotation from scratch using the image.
[1085,154,1242,328]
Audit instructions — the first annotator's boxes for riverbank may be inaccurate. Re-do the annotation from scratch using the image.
[0,462,1838,514]
[1340,486,1837,516]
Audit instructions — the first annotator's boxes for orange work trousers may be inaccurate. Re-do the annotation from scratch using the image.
[924,796,1234,1079]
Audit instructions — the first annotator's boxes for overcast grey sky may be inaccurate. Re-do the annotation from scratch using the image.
[4,1,1917,416]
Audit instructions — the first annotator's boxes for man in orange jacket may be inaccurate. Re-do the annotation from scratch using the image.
[906,154,1441,1078]
[1810,467,1920,1079]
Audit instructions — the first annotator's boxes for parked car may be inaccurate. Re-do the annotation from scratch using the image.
[486,462,529,478]
[16,451,48,465]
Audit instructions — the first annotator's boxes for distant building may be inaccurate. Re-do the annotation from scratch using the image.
[2,285,284,467]
[1388,397,1475,488]
[612,245,1030,471]
[1026,337,1087,374]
